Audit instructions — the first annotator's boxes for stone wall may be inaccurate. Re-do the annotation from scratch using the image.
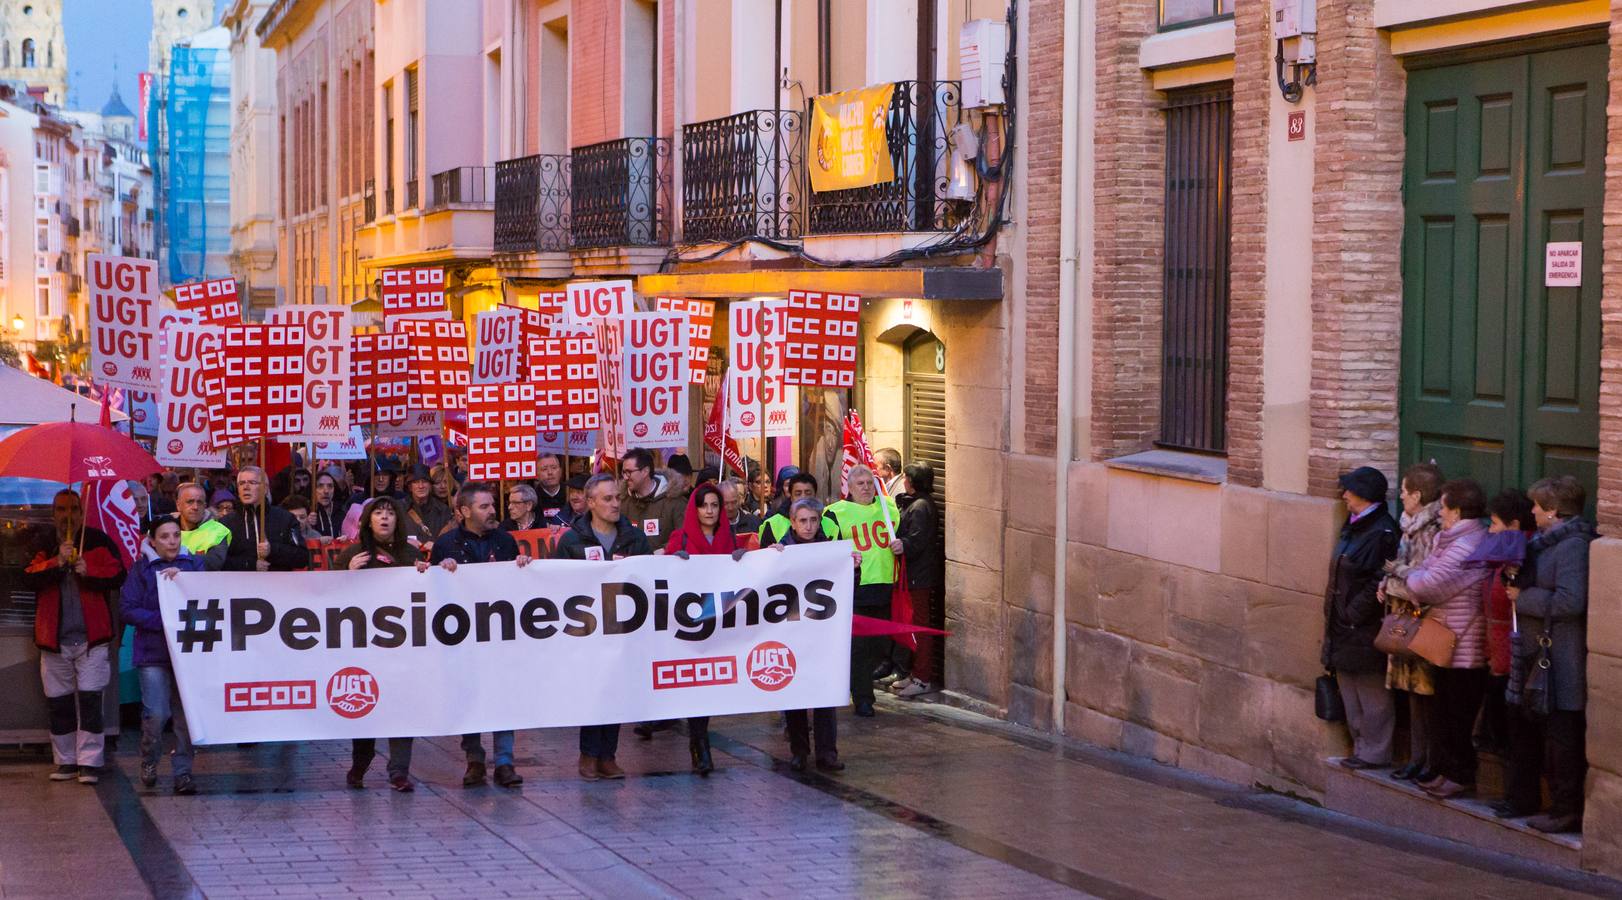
[1050,462,1352,796]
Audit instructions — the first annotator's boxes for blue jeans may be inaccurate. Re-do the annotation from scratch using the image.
[461,731,514,767]
[138,666,192,776]
[579,725,620,760]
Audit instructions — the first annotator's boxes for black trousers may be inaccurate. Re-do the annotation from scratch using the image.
[1428,666,1488,785]
[851,586,891,707]
[786,708,838,760]
[1505,707,1587,818]
[687,716,709,739]
[579,724,621,760]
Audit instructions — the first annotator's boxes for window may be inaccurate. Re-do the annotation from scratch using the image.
[20,39,33,69]
[319,82,328,205]
[383,82,394,212]
[1158,85,1232,454]
[1160,0,1234,29]
[36,275,50,317]
[404,68,418,207]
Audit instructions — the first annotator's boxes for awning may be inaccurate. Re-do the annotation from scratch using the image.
[634,266,1003,301]
[0,364,128,426]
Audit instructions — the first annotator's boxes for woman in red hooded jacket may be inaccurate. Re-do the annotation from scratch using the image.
[662,482,746,776]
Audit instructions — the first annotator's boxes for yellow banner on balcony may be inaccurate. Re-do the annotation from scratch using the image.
[808,83,896,193]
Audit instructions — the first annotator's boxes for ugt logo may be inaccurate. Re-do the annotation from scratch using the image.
[327,667,378,719]
[747,641,796,692]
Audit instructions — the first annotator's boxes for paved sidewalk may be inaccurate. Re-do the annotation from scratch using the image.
[2,696,1618,899]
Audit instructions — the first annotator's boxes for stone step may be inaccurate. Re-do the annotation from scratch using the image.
[1323,757,1581,870]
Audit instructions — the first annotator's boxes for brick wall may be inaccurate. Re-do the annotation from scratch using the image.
[1599,6,1622,531]
[1020,0,1064,456]
[1089,0,1164,461]
[1225,0,1270,487]
[1306,0,1404,497]
[570,0,622,148]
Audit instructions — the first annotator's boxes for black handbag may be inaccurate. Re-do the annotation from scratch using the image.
[1507,623,1554,719]
[1315,673,1345,722]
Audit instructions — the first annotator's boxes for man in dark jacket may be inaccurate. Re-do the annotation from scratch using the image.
[221,466,310,572]
[534,453,572,527]
[554,472,651,780]
[1321,465,1400,769]
[619,448,684,550]
[121,516,208,794]
[23,490,127,783]
[430,482,531,788]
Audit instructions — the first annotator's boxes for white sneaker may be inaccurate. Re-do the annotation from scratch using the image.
[887,677,917,694]
[894,680,935,699]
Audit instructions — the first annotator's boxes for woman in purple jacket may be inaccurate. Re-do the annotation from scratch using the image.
[1404,479,1490,800]
[120,516,208,795]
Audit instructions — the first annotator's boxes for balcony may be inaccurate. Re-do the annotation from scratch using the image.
[363,179,376,223]
[404,179,420,211]
[494,154,571,254]
[429,166,494,210]
[65,217,80,238]
[682,109,803,244]
[807,80,966,235]
[570,137,671,250]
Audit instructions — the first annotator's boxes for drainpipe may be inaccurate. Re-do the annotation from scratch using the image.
[672,0,687,243]
[1051,0,1086,734]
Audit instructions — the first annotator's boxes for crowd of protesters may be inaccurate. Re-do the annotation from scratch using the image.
[1322,465,1594,834]
[23,444,944,794]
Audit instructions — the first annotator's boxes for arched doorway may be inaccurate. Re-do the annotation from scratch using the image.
[903,330,946,681]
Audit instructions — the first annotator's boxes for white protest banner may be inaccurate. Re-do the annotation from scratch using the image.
[727,300,795,437]
[157,321,227,468]
[128,389,159,437]
[377,410,442,438]
[473,307,525,385]
[623,311,688,447]
[566,279,632,329]
[536,429,598,456]
[314,426,367,460]
[595,319,626,457]
[268,304,351,440]
[89,254,166,390]
[159,541,855,743]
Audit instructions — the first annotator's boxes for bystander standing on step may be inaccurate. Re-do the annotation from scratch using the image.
[1378,462,1444,783]
[1321,466,1399,772]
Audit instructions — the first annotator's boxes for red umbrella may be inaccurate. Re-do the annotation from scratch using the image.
[0,409,162,484]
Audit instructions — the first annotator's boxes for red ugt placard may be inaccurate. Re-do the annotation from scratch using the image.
[655,297,715,385]
[172,277,242,326]
[783,290,860,387]
[381,267,448,321]
[216,324,306,441]
[349,332,411,425]
[528,333,601,432]
[467,383,538,482]
[396,318,470,410]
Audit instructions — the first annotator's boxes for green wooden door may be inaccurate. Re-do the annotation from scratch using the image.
[1401,43,1605,509]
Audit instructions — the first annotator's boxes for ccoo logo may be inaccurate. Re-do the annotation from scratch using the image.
[327,667,378,719]
[746,641,796,691]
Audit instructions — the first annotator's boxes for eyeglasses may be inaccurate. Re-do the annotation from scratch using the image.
[622,465,644,475]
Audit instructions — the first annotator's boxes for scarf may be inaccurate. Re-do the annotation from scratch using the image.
[665,483,737,556]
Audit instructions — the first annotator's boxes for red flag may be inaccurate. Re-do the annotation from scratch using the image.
[82,478,142,568]
[98,389,113,428]
[703,376,747,477]
[840,410,877,496]
[24,352,50,380]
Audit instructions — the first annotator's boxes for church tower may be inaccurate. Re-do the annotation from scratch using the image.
[0,1,67,106]
[150,0,214,83]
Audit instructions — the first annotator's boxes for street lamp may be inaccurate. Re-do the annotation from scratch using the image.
[10,313,22,334]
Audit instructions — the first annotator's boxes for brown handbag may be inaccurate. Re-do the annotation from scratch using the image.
[1375,608,1457,668]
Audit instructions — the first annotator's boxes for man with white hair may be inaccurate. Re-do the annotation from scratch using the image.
[220,466,309,572]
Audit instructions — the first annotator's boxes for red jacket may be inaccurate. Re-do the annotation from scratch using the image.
[23,526,127,652]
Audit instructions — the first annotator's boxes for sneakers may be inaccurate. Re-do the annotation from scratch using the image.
[140,762,158,787]
[49,765,78,781]
[1528,812,1582,834]
[389,774,415,793]
[173,774,197,796]
[493,764,523,788]
[76,767,100,785]
[893,679,936,699]
[462,760,487,787]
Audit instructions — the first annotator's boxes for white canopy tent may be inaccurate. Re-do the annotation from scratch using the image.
[0,363,129,426]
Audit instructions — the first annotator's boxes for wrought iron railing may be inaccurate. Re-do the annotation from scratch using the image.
[682,109,803,244]
[807,80,965,235]
[494,154,571,254]
[66,217,80,238]
[569,137,671,249]
[429,166,494,209]
[404,179,420,211]
[363,179,376,222]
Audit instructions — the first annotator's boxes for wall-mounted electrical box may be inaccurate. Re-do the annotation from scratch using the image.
[1273,0,1317,64]
[960,18,1008,110]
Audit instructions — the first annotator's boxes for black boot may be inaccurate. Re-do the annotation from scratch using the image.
[690,735,714,776]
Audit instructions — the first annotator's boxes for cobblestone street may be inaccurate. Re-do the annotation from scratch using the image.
[2,697,1616,899]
